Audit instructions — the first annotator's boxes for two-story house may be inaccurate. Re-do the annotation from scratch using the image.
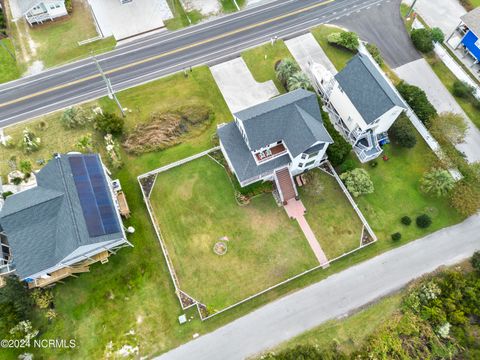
[0,153,132,288]
[217,89,333,204]
[20,0,68,25]
[309,51,406,163]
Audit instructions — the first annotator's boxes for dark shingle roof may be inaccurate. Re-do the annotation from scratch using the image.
[233,89,333,157]
[218,122,290,183]
[0,154,124,279]
[334,53,405,124]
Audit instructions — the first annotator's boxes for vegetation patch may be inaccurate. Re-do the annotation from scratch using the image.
[311,25,356,71]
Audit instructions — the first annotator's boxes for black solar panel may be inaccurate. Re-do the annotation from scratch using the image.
[69,155,121,237]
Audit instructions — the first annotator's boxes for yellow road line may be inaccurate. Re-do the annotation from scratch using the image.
[0,0,334,109]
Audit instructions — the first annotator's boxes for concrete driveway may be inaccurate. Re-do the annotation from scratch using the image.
[210,57,279,113]
[88,0,172,40]
[332,0,421,68]
[403,0,465,35]
[156,214,480,360]
[395,58,480,163]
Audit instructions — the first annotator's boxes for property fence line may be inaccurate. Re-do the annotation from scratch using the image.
[138,147,220,179]
[78,35,103,46]
[325,161,378,242]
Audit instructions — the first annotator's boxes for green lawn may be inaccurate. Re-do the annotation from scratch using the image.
[351,135,464,242]
[270,293,403,355]
[310,25,356,71]
[10,0,115,69]
[150,156,318,311]
[0,38,20,83]
[299,169,363,259]
[220,0,246,13]
[242,40,294,93]
[165,0,203,30]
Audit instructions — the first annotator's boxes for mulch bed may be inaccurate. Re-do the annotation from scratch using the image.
[139,174,156,198]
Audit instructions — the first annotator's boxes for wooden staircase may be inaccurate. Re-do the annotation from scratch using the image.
[275,168,297,205]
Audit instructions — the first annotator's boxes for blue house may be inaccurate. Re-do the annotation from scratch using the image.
[454,7,480,65]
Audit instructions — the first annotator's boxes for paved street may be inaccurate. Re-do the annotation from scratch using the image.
[0,0,391,127]
[332,0,421,68]
[157,214,480,360]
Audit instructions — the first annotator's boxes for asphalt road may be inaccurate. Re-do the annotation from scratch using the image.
[156,214,480,360]
[332,0,421,68]
[0,0,390,126]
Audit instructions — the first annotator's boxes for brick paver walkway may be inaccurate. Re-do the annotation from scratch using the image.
[284,199,329,267]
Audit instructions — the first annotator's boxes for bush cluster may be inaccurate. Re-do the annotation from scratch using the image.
[320,109,352,166]
[396,82,437,127]
[94,112,124,135]
[410,28,444,53]
[327,31,359,52]
[388,115,417,148]
[452,80,480,110]
[366,43,383,66]
[416,214,432,228]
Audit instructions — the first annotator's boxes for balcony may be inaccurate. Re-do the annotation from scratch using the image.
[255,143,287,163]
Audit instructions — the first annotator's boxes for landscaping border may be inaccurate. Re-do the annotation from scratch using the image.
[138,151,378,321]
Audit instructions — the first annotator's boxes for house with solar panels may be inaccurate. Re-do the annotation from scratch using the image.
[217,89,333,205]
[0,153,132,288]
[309,51,406,163]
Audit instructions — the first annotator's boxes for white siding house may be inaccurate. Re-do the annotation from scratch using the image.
[309,50,406,163]
[21,0,68,25]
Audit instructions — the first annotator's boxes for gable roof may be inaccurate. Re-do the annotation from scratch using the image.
[0,154,124,279]
[461,7,480,37]
[234,89,333,157]
[20,0,61,14]
[334,52,405,124]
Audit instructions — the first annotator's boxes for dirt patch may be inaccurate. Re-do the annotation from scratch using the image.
[123,105,212,154]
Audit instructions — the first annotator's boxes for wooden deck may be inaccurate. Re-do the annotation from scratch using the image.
[255,143,287,162]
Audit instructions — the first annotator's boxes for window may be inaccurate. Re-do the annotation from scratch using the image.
[305,160,316,167]
[301,154,307,160]
[299,163,304,168]
[277,140,282,145]
[307,151,319,158]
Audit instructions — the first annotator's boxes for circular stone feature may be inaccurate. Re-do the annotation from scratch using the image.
[213,241,228,255]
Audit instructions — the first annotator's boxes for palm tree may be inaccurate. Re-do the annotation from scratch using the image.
[420,168,455,197]
[275,58,299,86]
[287,71,312,91]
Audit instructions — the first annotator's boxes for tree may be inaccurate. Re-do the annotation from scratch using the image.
[60,107,90,129]
[416,214,432,228]
[449,181,480,217]
[275,58,300,86]
[19,160,32,178]
[94,112,124,135]
[388,115,417,148]
[322,111,352,166]
[396,82,437,127]
[0,276,32,332]
[411,28,434,53]
[287,71,311,91]
[366,43,383,66]
[430,112,467,145]
[420,168,455,197]
[327,31,359,52]
[431,27,445,43]
[340,168,374,197]
[471,251,480,272]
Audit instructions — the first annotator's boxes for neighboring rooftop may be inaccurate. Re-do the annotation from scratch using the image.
[335,52,405,124]
[234,89,333,157]
[0,154,124,279]
[461,7,480,37]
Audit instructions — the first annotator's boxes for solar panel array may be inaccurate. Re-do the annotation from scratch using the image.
[69,155,121,237]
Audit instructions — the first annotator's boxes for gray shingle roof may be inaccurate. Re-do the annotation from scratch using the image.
[218,122,290,183]
[234,89,333,157]
[461,7,480,37]
[0,154,124,279]
[334,53,405,124]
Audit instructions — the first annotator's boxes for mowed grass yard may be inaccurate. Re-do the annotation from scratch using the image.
[242,40,294,93]
[150,156,318,311]
[300,169,363,259]
[311,25,354,71]
[0,38,20,83]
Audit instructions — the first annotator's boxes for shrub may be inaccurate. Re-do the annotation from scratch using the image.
[60,107,90,129]
[388,115,417,148]
[2,191,13,199]
[431,27,445,43]
[321,110,352,166]
[275,58,300,87]
[104,134,123,169]
[76,133,93,153]
[339,159,356,173]
[20,128,41,154]
[94,112,124,135]
[391,232,402,241]
[430,112,467,145]
[340,168,374,197]
[11,177,22,185]
[420,168,455,197]
[452,80,475,99]
[411,28,434,53]
[370,161,378,168]
[327,31,359,52]
[396,82,437,127]
[471,251,480,272]
[31,289,53,310]
[416,214,432,228]
[287,71,311,91]
[449,180,480,217]
[19,160,32,178]
[401,216,412,225]
[366,43,383,66]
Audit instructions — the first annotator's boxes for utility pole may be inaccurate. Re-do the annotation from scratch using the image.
[406,0,418,18]
[91,53,125,117]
